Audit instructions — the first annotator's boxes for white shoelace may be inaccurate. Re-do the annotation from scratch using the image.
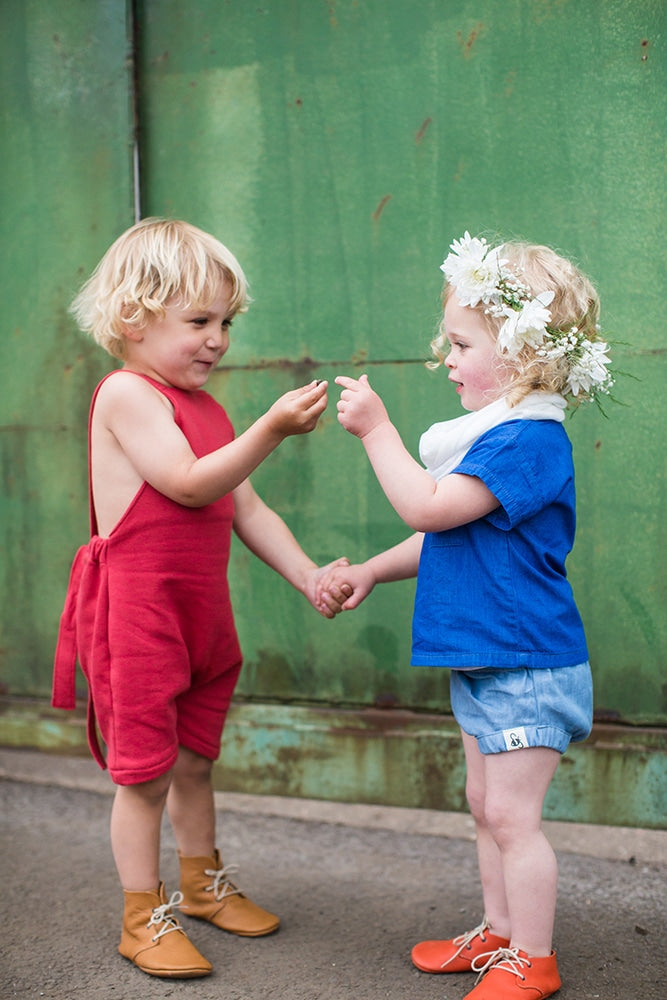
[471,946,532,984]
[440,916,493,968]
[146,889,186,941]
[204,862,243,902]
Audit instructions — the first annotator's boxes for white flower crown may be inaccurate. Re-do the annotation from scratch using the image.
[440,232,614,403]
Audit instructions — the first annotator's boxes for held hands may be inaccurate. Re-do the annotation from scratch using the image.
[266,380,328,438]
[304,558,353,619]
[316,561,376,613]
[335,374,389,439]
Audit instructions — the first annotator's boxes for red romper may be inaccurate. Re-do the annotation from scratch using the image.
[52,372,243,785]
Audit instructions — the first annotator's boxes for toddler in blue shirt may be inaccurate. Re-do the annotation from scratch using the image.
[318,233,613,1000]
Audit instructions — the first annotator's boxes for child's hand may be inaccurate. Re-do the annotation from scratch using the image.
[304,557,353,618]
[265,380,328,438]
[316,561,377,612]
[335,374,389,439]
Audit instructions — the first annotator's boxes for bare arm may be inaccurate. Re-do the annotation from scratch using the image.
[94,371,329,509]
[232,479,351,619]
[335,374,499,533]
[318,532,423,611]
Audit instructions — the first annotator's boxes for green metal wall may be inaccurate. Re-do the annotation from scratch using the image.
[1,0,665,826]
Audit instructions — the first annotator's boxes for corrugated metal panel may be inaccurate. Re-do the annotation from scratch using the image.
[1,0,134,695]
[1,0,665,824]
[137,0,666,724]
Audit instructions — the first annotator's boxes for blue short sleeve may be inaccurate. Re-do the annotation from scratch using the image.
[452,420,574,529]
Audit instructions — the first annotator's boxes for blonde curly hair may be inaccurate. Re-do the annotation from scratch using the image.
[70,218,249,359]
[430,241,602,406]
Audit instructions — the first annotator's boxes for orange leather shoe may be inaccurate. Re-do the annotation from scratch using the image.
[411,917,511,973]
[465,947,561,998]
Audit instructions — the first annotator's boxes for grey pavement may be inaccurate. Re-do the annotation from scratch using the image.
[1,748,665,1000]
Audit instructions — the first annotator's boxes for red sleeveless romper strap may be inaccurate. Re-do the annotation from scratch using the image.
[52,372,243,784]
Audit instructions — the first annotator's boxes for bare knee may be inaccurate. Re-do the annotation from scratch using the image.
[483,793,539,852]
[172,746,213,785]
[115,770,172,809]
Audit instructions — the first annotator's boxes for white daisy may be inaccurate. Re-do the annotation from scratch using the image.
[440,232,507,307]
[497,292,554,356]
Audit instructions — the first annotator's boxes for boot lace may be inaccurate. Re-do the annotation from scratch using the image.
[147,890,186,942]
[440,916,493,968]
[205,862,243,903]
[471,946,532,984]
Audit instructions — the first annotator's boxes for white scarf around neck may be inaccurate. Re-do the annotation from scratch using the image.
[419,392,567,482]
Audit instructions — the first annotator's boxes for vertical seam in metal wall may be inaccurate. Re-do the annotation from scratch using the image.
[129,0,142,221]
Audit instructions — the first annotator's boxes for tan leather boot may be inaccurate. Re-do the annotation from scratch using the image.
[179,849,280,937]
[118,882,212,978]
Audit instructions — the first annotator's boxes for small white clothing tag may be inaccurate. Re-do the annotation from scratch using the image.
[503,727,529,751]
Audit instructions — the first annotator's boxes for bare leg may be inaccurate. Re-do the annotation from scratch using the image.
[484,745,560,956]
[110,770,172,891]
[461,729,511,939]
[166,746,216,857]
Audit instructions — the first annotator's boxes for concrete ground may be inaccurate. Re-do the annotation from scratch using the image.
[1,748,665,1000]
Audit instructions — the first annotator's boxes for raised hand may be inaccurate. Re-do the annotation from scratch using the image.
[265,380,329,438]
[335,374,389,439]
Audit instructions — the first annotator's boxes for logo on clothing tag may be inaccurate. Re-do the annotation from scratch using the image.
[503,727,528,751]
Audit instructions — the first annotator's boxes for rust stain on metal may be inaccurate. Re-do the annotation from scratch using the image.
[457,22,484,59]
[372,194,392,221]
[415,117,432,143]
[212,355,318,373]
[453,158,466,183]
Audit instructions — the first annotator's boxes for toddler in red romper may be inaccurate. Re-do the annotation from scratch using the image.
[52,218,349,979]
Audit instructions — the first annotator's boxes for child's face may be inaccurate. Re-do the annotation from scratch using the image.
[443,295,512,411]
[123,286,234,390]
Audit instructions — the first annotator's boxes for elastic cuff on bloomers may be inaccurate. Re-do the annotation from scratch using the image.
[477,724,572,755]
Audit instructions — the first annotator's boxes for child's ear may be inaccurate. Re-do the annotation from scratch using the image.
[121,324,145,343]
[118,303,145,342]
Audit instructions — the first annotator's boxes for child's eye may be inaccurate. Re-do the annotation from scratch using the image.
[222,318,233,329]
[192,317,209,327]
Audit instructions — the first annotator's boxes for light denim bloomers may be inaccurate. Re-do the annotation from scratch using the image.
[449,662,593,755]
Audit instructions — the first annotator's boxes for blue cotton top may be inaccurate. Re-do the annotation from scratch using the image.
[410,419,589,669]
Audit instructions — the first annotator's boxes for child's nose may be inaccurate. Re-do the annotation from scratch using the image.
[206,328,226,348]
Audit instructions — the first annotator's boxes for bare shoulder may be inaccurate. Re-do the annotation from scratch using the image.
[94,371,173,423]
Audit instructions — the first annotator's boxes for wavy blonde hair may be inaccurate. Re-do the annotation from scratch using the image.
[430,241,601,406]
[70,218,249,359]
